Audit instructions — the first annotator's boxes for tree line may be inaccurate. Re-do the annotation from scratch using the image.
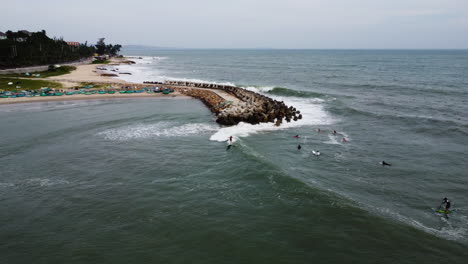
[0,30,121,69]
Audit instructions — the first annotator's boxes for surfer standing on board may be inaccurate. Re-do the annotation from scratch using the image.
[229,136,233,144]
[441,197,451,211]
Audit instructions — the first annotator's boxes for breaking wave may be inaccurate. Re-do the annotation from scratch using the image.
[210,87,336,142]
[98,122,218,141]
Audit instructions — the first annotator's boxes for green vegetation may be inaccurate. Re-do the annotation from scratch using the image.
[91,60,110,64]
[0,30,122,69]
[95,38,121,56]
[1,66,76,78]
[0,30,95,69]
[0,78,63,91]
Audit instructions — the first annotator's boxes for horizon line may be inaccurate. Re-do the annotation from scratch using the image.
[122,46,468,51]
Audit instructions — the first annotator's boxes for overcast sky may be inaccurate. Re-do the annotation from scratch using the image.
[1,0,467,49]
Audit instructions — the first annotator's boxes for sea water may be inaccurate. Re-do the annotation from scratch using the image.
[1,50,467,263]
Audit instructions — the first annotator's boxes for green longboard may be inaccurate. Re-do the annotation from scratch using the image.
[436,210,452,214]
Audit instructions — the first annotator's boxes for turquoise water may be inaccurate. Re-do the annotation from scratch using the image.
[1,50,468,263]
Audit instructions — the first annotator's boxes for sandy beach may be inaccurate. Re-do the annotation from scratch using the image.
[0,59,189,105]
[48,63,128,85]
[0,92,185,105]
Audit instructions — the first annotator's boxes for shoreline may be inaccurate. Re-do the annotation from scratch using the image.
[0,92,188,105]
[1,57,301,126]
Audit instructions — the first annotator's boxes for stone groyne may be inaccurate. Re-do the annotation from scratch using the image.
[163,81,302,126]
[178,88,227,114]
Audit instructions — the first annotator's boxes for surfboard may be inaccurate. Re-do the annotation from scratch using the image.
[435,209,452,214]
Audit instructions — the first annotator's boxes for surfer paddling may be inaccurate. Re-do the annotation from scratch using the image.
[294,135,299,138]
[381,161,392,166]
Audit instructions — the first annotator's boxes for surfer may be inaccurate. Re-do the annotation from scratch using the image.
[294,135,299,138]
[441,197,451,211]
[342,137,347,143]
[297,144,302,150]
[333,130,337,135]
[312,150,320,156]
[381,161,392,166]
[229,136,233,144]
[316,128,321,133]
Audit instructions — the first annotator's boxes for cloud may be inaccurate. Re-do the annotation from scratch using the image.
[1,0,467,48]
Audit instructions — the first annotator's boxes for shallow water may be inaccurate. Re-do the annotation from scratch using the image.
[1,50,468,263]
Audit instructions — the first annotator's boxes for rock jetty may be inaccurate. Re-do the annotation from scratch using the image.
[164,81,302,126]
[180,88,227,114]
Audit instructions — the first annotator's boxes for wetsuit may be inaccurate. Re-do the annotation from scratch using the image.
[443,199,451,211]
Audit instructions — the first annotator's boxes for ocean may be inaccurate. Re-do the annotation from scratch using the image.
[1,49,467,263]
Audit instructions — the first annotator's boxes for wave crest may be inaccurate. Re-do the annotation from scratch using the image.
[99,122,218,141]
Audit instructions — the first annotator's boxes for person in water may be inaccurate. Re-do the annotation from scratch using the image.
[333,130,337,135]
[441,197,451,211]
[297,144,302,150]
[316,128,321,133]
[381,161,392,166]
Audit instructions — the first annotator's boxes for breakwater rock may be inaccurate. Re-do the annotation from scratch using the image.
[178,88,227,114]
[164,81,302,126]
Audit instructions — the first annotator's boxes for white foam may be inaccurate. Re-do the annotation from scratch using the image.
[324,134,341,145]
[25,178,70,187]
[340,131,351,141]
[162,76,235,86]
[111,59,337,142]
[114,56,166,83]
[99,122,218,141]
[210,89,335,142]
[115,55,237,86]
[241,86,275,92]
